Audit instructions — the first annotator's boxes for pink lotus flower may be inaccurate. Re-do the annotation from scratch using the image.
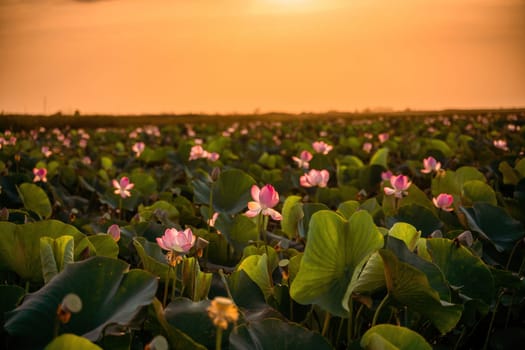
[41,146,52,158]
[292,150,313,169]
[189,145,207,160]
[33,167,48,183]
[312,141,333,155]
[132,142,145,157]
[207,152,220,162]
[107,224,121,242]
[383,174,411,198]
[433,193,454,211]
[362,142,373,153]
[300,169,330,188]
[245,184,282,220]
[157,228,196,254]
[493,139,508,151]
[112,176,134,198]
[378,133,389,143]
[208,212,219,227]
[381,170,393,181]
[421,156,441,174]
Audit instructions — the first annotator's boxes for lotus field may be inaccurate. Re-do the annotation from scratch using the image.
[1,111,525,350]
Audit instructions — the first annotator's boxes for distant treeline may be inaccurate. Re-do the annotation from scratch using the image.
[1,109,524,130]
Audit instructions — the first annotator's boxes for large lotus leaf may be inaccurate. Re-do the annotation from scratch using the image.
[379,249,463,334]
[431,170,460,197]
[0,285,25,324]
[44,334,102,350]
[40,235,74,283]
[427,238,494,305]
[383,183,435,218]
[148,298,207,350]
[214,213,258,250]
[191,175,212,206]
[229,318,333,350]
[425,139,453,158]
[461,180,497,206]
[455,166,486,186]
[281,195,304,239]
[137,200,180,225]
[290,210,383,317]
[461,203,525,252]
[181,257,213,301]
[164,297,217,349]
[0,220,86,283]
[87,234,119,259]
[337,200,360,220]
[350,234,450,305]
[228,270,268,310]
[358,165,385,192]
[516,159,525,178]
[129,171,158,197]
[132,238,171,280]
[499,161,520,185]
[390,204,442,237]
[361,324,432,350]
[298,203,329,239]
[17,183,52,219]
[5,256,158,345]
[369,147,389,168]
[212,169,256,215]
[237,254,276,301]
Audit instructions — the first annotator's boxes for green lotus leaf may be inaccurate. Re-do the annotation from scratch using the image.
[40,235,74,283]
[461,203,525,252]
[290,210,383,317]
[164,297,217,349]
[298,203,329,239]
[499,161,520,185]
[427,238,494,305]
[455,166,486,186]
[391,204,442,237]
[361,324,432,350]
[0,220,86,283]
[212,169,256,215]
[515,159,525,178]
[44,334,102,350]
[425,139,453,158]
[132,238,171,280]
[130,171,158,197]
[369,147,389,168]
[213,213,258,251]
[87,234,119,259]
[461,180,497,206]
[337,200,360,220]
[181,257,213,302]
[17,183,52,219]
[137,200,180,225]
[148,298,207,350]
[0,285,25,325]
[5,256,158,345]
[379,249,463,334]
[281,195,304,239]
[237,254,276,301]
[230,318,333,350]
[431,170,460,197]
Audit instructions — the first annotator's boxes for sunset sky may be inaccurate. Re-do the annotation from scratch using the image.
[1,0,524,115]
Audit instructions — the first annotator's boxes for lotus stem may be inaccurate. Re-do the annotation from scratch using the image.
[171,263,178,302]
[482,289,505,350]
[372,293,390,327]
[321,311,331,337]
[215,326,223,350]
[162,265,170,308]
[505,239,522,271]
[218,269,234,300]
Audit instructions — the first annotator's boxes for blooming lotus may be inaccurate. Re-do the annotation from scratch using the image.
[189,145,207,160]
[132,142,145,157]
[362,142,373,153]
[292,150,313,169]
[378,133,389,143]
[41,146,52,158]
[433,193,454,211]
[421,156,441,174]
[33,167,48,182]
[383,174,411,198]
[245,184,282,220]
[157,227,196,254]
[112,176,134,198]
[312,141,333,155]
[493,139,508,151]
[300,169,330,188]
[381,170,393,181]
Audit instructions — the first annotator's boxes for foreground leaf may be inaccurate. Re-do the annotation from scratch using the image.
[361,324,432,350]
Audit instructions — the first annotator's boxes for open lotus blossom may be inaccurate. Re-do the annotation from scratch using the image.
[107,224,121,242]
[41,146,52,158]
[362,142,373,153]
[383,174,411,198]
[33,167,48,182]
[112,176,134,198]
[245,184,282,220]
[433,193,454,211]
[292,150,313,169]
[132,142,145,157]
[421,156,441,174]
[300,169,330,188]
[189,145,220,162]
[157,227,196,254]
[312,140,333,155]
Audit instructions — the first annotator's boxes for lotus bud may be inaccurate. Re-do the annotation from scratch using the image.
[211,167,221,182]
[57,293,82,324]
[430,230,443,239]
[0,207,9,221]
[455,230,474,247]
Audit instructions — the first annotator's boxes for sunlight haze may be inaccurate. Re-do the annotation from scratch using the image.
[0,0,524,114]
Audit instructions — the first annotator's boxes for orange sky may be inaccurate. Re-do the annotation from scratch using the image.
[0,0,524,115]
